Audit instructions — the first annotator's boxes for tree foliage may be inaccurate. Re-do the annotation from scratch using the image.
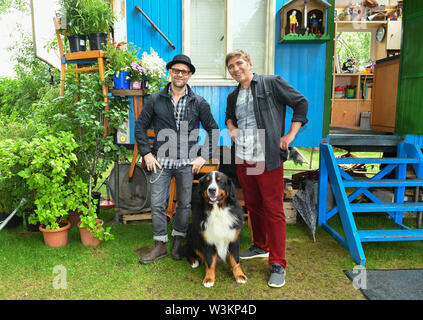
[336,31,371,69]
[0,0,28,15]
[0,26,58,120]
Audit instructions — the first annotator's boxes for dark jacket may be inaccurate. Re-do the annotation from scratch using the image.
[225,73,308,171]
[135,83,219,161]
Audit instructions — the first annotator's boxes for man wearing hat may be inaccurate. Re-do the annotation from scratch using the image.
[135,54,219,264]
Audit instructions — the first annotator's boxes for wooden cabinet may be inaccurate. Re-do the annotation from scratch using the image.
[371,55,400,132]
[330,21,385,129]
[386,20,402,50]
[331,73,373,128]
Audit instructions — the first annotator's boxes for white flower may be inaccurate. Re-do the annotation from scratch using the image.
[141,48,167,77]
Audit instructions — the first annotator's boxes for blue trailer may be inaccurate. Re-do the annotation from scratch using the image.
[111,0,423,266]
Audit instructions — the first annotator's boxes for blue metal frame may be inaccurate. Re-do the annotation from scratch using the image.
[318,141,423,266]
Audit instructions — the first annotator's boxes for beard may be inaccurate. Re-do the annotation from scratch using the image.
[172,79,187,88]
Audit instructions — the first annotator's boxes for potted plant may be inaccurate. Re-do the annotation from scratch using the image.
[58,0,87,53]
[51,72,129,242]
[139,48,169,94]
[83,0,115,50]
[104,41,138,89]
[128,60,147,89]
[16,132,97,247]
[78,214,114,246]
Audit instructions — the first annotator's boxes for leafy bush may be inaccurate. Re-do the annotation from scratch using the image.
[83,0,115,34]
[0,138,35,215]
[0,29,58,120]
[0,117,49,215]
[104,41,138,77]
[58,0,86,35]
[14,132,95,230]
[52,73,130,189]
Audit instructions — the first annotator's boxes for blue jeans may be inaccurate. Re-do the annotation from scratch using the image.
[149,165,193,242]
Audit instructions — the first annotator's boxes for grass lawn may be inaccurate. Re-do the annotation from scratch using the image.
[283,147,384,178]
[1,207,423,300]
[2,147,421,300]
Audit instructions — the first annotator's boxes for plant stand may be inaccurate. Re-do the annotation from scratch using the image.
[54,18,110,137]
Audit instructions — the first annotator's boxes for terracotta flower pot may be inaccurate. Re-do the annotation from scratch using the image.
[78,219,104,247]
[39,221,71,248]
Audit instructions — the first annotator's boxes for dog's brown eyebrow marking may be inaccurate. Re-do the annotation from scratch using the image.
[216,175,221,181]
[206,176,211,181]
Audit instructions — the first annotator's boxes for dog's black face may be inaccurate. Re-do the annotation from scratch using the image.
[198,171,236,207]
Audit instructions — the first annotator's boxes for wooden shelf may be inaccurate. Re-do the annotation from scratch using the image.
[332,99,372,102]
[335,21,387,28]
[333,73,374,76]
[279,38,330,43]
[109,89,147,97]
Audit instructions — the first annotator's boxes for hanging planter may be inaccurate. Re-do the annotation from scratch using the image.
[113,71,130,89]
[39,220,71,248]
[78,219,104,246]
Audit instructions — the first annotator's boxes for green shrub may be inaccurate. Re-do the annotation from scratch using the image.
[16,132,96,230]
[0,138,35,215]
[0,29,59,120]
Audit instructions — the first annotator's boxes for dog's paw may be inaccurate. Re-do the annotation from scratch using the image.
[203,281,214,288]
[236,278,247,284]
[191,260,199,268]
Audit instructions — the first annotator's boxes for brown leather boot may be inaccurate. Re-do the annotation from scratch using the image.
[139,241,168,264]
[171,236,183,260]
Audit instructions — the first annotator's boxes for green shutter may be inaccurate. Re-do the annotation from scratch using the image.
[395,1,423,136]
[322,0,335,138]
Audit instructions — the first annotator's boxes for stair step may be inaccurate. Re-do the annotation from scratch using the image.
[343,179,423,188]
[350,202,423,213]
[358,229,423,242]
[336,157,422,164]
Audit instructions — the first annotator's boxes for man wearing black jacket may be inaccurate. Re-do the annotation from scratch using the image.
[225,50,308,288]
[135,54,219,264]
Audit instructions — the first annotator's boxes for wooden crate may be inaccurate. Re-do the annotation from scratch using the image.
[121,208,152,224]
[284,201,297,224]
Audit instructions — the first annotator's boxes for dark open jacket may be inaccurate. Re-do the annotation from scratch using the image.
[135,83,219,161]
[225,73,309,171]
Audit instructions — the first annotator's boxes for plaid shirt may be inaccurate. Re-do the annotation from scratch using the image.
[157,86,193,169]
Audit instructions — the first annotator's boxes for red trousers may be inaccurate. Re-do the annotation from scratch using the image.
[237,161,287,268]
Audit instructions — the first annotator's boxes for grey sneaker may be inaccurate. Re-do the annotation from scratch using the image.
[239,245,269,260]
[268,263,285,288]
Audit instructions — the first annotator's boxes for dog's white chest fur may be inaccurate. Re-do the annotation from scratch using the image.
[203,205,237,261]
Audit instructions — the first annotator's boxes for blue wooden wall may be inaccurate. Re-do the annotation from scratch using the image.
[275,0,327,147]
[126,0,182,62]
[126,0,328,147]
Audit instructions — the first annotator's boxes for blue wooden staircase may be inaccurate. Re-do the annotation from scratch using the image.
[318,141,423,266]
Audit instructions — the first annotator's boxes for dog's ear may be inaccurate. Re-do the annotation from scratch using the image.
[227,177,238,203]
[198,174,208,186]
[195,174,208,200]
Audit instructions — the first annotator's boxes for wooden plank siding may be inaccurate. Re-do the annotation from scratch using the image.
[125,0,332,147]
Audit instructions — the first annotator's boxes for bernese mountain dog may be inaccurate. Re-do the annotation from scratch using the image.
[180,171,247,287]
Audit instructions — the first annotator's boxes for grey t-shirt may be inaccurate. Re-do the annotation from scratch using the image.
[235,86,265,162]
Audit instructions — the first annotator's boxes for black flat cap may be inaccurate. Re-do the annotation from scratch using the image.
[166,54,196,74]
